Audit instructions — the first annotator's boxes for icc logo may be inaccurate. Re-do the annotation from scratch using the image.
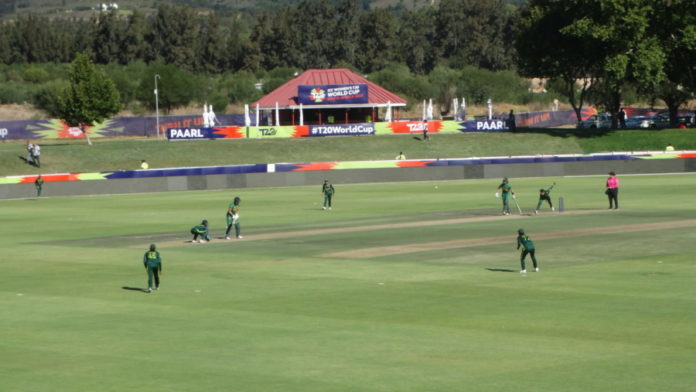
[310,88,325,103]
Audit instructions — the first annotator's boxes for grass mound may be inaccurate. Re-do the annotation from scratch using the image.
[2,128,694,176]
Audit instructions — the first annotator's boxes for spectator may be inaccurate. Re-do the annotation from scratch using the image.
[140,160,149,170]
[508,110,516,132]
[665,143,675,151]
[618,108,626,129]
[25,142,34,165]
[422,120,429,141]
[32,144,41,168]
[395,152,406,160]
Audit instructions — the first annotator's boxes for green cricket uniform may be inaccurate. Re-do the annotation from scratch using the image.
[34,176,44,197]
[143,249,162,291]
[191,224,210,241]
[322,182,335,209]
[226,201,241,238]
[517,233,538,271]
[536,184,554,211]
[497,180,512,214]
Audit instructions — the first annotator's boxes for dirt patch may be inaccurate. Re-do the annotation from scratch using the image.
[0,103,43,121]
[134,209,605,250]
[322,219,696,259]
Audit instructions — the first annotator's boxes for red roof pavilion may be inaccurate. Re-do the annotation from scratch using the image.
[250,68,406,126]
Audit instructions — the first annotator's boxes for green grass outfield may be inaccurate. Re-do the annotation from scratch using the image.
[3,128,695,176]
[2,174,696,391]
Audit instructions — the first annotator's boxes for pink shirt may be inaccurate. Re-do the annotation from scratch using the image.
[606,176,619,189]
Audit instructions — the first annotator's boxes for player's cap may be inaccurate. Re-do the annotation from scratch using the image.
[609,171,616,175]
[503,177,509,181]
[517,228,524,234]
[540,188,545,192]
[149,244,156,250]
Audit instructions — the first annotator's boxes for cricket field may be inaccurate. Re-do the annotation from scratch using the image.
[1,174,695,391]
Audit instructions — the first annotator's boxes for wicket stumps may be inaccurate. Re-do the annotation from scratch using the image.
[558,197,565,212]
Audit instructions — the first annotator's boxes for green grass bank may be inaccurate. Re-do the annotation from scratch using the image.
[2,128,695,176]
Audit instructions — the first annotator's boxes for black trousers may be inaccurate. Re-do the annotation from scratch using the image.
[607,188,619,209]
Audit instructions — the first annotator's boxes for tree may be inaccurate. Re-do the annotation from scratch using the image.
[356,9,398,73]
[398,7,438,74]
[118,10,147,65]
[224,21,245,72]
[437,0,515,70]
[516,0,603,122]
[0,25,10,64]
[148,4,199,71]
[92,10,121,64]
[293,0,336,69]
[651,0,696,125]
[566,1,665,128]
[136,64,199,112]
[57,53,122,145]
[197,13,227,73]
[332,0,363,67]
[517,0,667,128]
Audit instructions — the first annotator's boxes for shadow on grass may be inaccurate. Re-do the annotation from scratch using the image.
[485,268,517,273]
[122,286,149,293]
[18,155,38,166]
[519,127,614,139]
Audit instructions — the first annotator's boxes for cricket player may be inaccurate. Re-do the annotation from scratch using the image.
[516,228,538,273]
[34,175,44,197]
[191,219,211,243]
[535,183,555,214]
[322,180,335,210]
[143,244,162,292]
[495,177,515,215]
[225,196,242,239]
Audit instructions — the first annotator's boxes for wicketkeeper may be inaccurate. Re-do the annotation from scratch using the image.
[516,228,538,274]
[191,219,211,243]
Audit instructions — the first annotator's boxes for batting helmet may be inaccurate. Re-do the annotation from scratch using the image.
[202,219,208,225]
[234,196,240,204]
[149,244,156,251]
[518,228,524,234]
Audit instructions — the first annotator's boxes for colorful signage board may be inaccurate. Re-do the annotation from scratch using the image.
[309,123,375,137]
[298,84,368,105]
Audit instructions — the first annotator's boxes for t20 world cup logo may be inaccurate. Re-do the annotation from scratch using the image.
[310,88,326,103]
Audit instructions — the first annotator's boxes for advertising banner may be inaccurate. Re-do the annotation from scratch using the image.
[167,126,245,140]
[298,84,368,105]
[247,125,309,139]
[0,114,246,140]
[459,119,510,132]
[309,123,375,137]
